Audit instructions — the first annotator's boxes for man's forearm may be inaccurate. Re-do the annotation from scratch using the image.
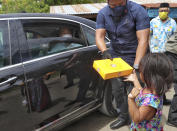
[96,39,107,52]
[134,29,150,66]
[96,29,107,52]
[134,41,148,65]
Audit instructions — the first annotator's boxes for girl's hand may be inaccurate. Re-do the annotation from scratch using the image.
[124,70,137,83]
[128,87,140,99]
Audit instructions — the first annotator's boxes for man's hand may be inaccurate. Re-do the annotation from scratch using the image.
[102,50,113,60]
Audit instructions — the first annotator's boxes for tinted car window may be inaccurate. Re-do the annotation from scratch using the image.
[82,25,109,45]
[21,19,85,59]
[0,20,10,67]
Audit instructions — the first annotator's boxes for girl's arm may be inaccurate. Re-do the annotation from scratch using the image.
[125,71,156,123]
[128,97,156,124]
[124,70,142,90]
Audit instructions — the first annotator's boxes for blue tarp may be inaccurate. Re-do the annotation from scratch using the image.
[147,8,177,18]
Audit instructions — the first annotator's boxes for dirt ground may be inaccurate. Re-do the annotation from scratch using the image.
[63,88,177,131]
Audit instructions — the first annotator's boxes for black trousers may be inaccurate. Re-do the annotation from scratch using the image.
[168,83,177,124]
[166,52,177,124]
[111,78,133,120]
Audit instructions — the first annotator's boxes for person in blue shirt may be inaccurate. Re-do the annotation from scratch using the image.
[150,3,176,105]
[96,0,150,129]
[150,3,176,53]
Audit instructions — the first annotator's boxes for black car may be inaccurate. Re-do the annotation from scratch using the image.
[0,13,117,131]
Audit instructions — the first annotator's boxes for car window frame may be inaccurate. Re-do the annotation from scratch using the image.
[81,24,110,46]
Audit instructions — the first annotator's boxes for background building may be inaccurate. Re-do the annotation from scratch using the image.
[50,0,177,21]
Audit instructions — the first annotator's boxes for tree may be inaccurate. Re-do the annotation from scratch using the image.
[0,0,106,13]
[0,0,49,13]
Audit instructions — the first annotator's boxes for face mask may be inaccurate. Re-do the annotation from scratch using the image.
[62,34,72,38]
[159,12,168,20]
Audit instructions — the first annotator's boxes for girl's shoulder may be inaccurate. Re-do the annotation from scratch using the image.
[136,88,163,109]
[140,87,158,97]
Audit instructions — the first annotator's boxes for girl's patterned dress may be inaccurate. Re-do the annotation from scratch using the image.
[130,88,163,131]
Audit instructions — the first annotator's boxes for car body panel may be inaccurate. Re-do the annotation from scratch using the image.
[0,13,110,131]
[0,20,35,131]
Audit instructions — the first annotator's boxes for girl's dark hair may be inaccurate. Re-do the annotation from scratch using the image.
[139,53,173,96]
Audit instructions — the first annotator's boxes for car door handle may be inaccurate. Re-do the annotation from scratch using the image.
[0,76,18,87]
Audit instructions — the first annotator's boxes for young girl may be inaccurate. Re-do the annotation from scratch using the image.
[124,53,173,130]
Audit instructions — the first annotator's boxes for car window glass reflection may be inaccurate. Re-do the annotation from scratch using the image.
[0,31,4,67]
[0,21,10,67]
[82,25,109,45]
[22,20,85,60]
[48,27,83,54]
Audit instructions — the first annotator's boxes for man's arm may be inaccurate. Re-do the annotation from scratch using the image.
[134,28,150,66]
[133,4,150,66]
[95,28,107,52]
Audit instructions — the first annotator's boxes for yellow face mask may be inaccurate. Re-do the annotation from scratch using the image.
[159,12,168,20]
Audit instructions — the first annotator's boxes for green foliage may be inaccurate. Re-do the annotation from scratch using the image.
[0,0,106,14]
[0,0,49,13]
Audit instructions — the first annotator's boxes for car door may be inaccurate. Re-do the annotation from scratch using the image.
[0,19,36,131]
[81,23,110,93]
[16,18,101,130]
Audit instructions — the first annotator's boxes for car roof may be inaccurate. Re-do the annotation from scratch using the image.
[0,13,96,28]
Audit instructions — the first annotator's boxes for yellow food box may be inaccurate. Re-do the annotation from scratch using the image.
[93,58,133,80]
